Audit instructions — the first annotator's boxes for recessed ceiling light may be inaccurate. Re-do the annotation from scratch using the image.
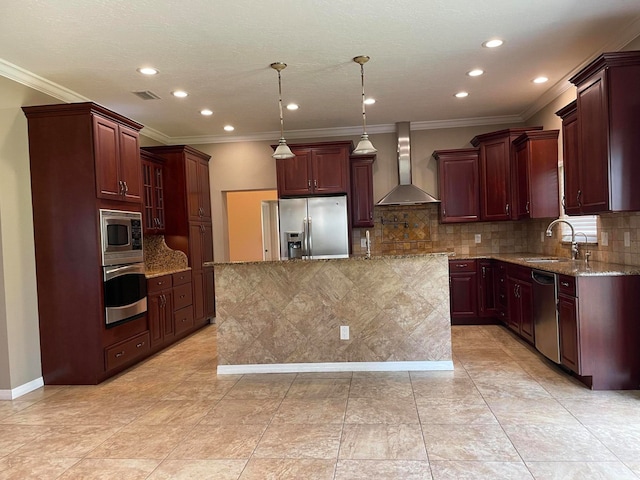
[200,109,213,116]
[171,90,188,98]
[286,103,299,110]
[467,69,484,77]
[137,67,158,75]
[455,91,469,98]
[224,125,235,132]
[364,98,376,105]
[533,76,549,84]
[482,39,504,48]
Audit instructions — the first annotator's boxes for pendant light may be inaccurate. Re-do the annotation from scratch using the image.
[352,55,377,154]
[271,62,295,159]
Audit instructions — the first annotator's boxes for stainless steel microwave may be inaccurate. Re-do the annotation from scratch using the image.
[99,209,144,266]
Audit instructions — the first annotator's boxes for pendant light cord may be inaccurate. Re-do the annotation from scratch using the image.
[360,62,367,135]
[277,69,285,140]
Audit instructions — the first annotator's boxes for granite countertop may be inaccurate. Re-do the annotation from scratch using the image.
[145,266,191,280]
[204,252,450,267]
[451,252,640,277]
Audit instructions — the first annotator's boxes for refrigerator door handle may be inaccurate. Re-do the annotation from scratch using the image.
[307,216,313,258]
[302,217,308,257]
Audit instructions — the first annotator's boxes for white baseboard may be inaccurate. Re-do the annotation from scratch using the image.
[0,377,44,400]
[217,360,454,375]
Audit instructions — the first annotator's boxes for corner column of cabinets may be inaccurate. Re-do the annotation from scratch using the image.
[142,145,215,324]
[22,102,149,384]
[434,148,480,223]
[350,153,376,227]
[558,51,640,215]
[470,127,543,221]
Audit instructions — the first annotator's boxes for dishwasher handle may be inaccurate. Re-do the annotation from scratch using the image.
[531,270,556,285]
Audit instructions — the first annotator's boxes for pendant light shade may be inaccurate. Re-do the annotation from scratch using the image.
[353,55,377,155]
[270,62,295,160]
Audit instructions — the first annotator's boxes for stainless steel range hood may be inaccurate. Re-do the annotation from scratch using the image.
[376,122,440,206]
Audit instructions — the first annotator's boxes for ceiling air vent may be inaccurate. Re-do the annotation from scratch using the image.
[132,90,161,100]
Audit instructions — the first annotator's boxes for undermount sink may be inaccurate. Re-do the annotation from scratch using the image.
[522,257,570,263]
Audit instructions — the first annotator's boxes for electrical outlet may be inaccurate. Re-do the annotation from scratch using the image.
[601,231,608,246]
[474,234,481,244]
[624,231,631,247]
[340,325,349,340]
[360,238,367,248]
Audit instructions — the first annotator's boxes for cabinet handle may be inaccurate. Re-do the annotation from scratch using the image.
[505,203,510,216]
[525,201,530,214]
[180,294,186,299]
[577,190,582,208]
[482,266,486,278]
[442,207,446,218]
[369,211,373,220]
[118,180,124,195]
[136,341,145,348]
[314,179,317,188]
[123,181,129,194]
[561,281,570,287]
[456,263,468,268]
[562,195,566,214]
[115,351,125,358]
[308,180,311,189]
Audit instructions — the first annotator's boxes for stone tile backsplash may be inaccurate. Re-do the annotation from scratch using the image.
[352,204,640,267]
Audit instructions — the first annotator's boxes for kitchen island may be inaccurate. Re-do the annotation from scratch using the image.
[211,253,453,374]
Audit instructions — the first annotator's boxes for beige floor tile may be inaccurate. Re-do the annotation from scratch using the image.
[273,397,347,424]
[410,377,485,403]
[422,424,520,462]
[161,379,238,401]
[129,400,214,426]
[586,424,640,461]
[224,380,293,400]
[473,377,553,399]
[0,456,80,480]
[201,398,281,425]
[416,398,498,425]
[169,424,266,460]
[0,425,52,456]
[285,378,351,399]
[86,424,192,459]
[349,377,413,398]
[485,397,579,425]
[334,459,431,480]
[430,461,533,479]
[0,401,36,420]
[525,461,638,479]
[560,398,640,425]
[502,424,617,462]
[339,424,427,460]
[146,459,246,479]
[254,423,342,459]
[57,458,161,479]
[10,425,122,458]
[240,458,336,479]
[345,396,419,424]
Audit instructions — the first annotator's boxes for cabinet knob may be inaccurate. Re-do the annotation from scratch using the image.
[115,351,125,358]
[456,263,468,268]
[525,201,530,214]
[561,281,570,287]
[577,190,582,208]
[505,203,510,216]
[136,342,145,348]
[308,180,311,189]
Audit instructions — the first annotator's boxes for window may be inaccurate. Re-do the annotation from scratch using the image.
[558,164,598,243]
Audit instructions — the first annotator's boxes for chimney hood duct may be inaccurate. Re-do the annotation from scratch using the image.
[376,122,440,206]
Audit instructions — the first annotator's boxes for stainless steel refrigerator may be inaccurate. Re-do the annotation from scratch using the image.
[278,195,349,260]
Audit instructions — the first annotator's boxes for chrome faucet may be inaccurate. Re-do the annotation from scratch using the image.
[574,232,590,262]
[365,230,371,259]
[545,219,578,260]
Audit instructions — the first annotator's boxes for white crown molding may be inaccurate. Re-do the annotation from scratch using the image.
[139,125,172,144]
[0,58,90,103]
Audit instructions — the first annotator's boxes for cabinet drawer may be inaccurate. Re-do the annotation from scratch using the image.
[174,306,194,334]
[147,274,172,293]
[449,259,477,273]
[173,282,193,310]
[558,275,576,296]
[172,270,192,287]
[104,331,150,371]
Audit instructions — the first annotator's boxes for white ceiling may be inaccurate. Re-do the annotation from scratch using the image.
[1,0,639,144]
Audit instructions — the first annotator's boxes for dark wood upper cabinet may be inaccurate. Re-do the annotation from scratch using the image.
[512,130,560,219]
[275,141,352,197]
[350,154,376,227]
[471,127,543,221]
[141,149,166,235]
[564,50,640,214]
[433,148,480,223]
[556,101,581,215]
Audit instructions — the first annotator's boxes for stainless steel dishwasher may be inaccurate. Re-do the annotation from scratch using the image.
[531,269,560,363]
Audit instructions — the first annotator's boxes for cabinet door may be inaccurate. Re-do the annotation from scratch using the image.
[450,273,478,319]
[163,291,175,341]
[514,143,530,219]
[118,126,142,203]
[153,163,165,231]
[478,260,497,318]
[438,150,480,223]
[148,292,164,346]
[519,281,534,343]
[93,115,121,200]
[185,154,202,221]
[480,138,511,221]
[558,293,581,373]
[142,160,155,232]
[577,70,610,214]
[311,146,348,194]
[192,270,205,322]
[350,157,374,227]
[204,267,216,319]
[276,151,312,196]
[507,278,521,333]
[197,158,211,221]
[561,107,581,215]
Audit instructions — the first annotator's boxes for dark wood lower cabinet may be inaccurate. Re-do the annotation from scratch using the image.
[448,260,478,324]
[558,292,580,373]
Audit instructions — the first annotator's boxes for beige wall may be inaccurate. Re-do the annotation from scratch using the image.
[227,190,277,262]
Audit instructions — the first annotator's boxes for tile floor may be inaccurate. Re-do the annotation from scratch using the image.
[1,324,640,479]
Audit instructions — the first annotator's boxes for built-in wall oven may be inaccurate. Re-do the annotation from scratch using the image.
[99,209,147,327]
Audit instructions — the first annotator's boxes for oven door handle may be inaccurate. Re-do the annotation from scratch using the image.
[104,263,146,281]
